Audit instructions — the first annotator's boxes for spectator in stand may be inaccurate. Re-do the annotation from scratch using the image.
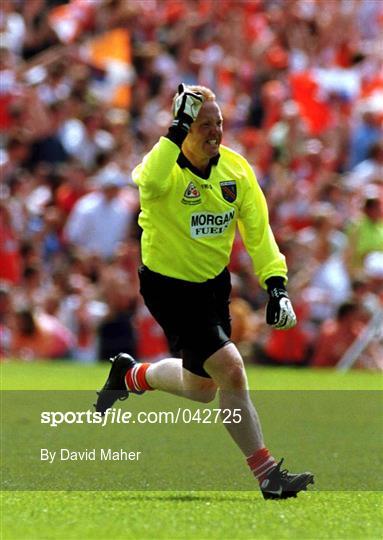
[289,206,350,326]
[21,0,58,60]
[312,302,365,368]
[348,108,383,170]
[312,255,383,370]
[347,141,383,188]
[50,266,108,363]
[228,272,261,362]
[39,205,65,267]
[0,202,21,285]
[0,284,12,357]
[38,61,72,105]
[360,252,383,370]
[346,194,383,276]
[349,278,376,322]
[60,110,115,169]
[97,267,138,361]
[261,326,312,367]
[55,160,89,216]
[6,87,51,142]
[364,252,383,303]
[9,306,74,360]
[13,263,50,312]
[64,170,134,260]
[29,101,69,165]
[135,298,170,363]
[0,1,25,56]
[0,137,30,182]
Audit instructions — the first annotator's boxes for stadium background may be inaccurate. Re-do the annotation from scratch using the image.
[1,3,383,540]
[1,0,383,368]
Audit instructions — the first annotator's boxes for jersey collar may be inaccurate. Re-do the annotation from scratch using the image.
[177,152,220,180]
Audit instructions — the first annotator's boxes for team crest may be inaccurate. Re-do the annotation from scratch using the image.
[181,181,201,205]
[220,181,237,203]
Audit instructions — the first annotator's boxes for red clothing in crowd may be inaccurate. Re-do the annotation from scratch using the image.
[10,313,74,360]
[135,304,169,362]
[56,184,88,215]
[312,319,363,367]
[0,221,21,285]
[264,325,310,365]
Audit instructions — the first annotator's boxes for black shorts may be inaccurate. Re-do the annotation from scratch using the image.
[138,265,232,378]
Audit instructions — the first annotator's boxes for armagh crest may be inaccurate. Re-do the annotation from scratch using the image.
[220,180,237,202]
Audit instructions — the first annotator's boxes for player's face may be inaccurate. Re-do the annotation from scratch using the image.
[186,101,223,160]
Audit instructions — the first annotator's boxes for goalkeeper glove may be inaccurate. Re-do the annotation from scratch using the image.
[265,277,297,330]
[172,83,204,134]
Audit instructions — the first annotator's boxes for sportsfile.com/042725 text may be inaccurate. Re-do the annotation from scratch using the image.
[40,408,243,427]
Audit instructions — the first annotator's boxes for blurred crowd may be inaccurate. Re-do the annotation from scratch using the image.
[1,0,382,369]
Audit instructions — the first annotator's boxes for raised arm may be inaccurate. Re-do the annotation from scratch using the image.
[132,84,204,199]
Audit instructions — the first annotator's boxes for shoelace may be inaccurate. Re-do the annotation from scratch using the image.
[273,458,289,478]
[279,468,290,479]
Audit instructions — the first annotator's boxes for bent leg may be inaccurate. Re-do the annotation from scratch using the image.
[145,358,217,403]
[204,342,264,456]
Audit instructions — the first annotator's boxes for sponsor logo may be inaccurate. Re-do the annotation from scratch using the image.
[220,180,237,202]
[260,478,283,496]
[190,209,235,238]
[181,181,201,205]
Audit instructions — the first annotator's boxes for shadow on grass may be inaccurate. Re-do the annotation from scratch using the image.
[105,492,258,503]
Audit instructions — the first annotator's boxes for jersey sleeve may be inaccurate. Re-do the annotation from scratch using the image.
[132,136,180,200]
[237,161,288,289]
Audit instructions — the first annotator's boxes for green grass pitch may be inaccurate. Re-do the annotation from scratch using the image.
[1,361,382,540]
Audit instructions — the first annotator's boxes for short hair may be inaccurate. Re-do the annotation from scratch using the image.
[336,301,358,321]
[185,85,215,101]
[16,308,36,336]
[364,197,380,211]
[23,265,40,280]
[368,141,383,160]
[172,85,216,115]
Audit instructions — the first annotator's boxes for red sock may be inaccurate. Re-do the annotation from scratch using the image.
[125,363,153,392]
[247,447,277,483]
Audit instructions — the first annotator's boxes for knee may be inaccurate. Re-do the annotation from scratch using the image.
[223,361,247,390]
[205,348,247,390]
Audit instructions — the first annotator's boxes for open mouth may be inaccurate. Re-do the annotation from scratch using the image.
[206,139,219,149]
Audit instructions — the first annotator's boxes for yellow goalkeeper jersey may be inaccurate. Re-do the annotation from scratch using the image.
[132,137,287,287]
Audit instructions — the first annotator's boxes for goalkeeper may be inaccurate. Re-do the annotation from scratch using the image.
[96,84,314,499]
